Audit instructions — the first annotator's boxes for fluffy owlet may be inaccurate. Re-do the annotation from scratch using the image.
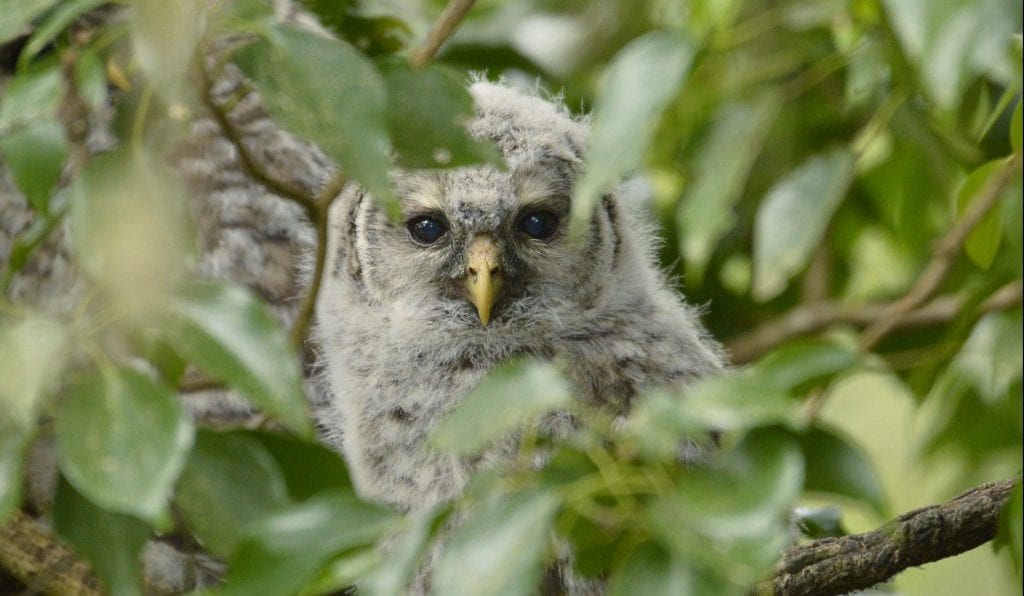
[315,81,726,511]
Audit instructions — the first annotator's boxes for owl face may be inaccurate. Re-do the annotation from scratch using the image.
[347,82,622,334]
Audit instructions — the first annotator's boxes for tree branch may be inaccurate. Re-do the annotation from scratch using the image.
[762,476,1020,596]
[409,0,477,68]
[727,281,1023,364]
[0,512,100,596]
[860,154,1022,350]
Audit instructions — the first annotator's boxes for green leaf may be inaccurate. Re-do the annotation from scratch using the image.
[678,372,798,433]
[677,95,780,281]
[380,62,500,169]
[1012,101,1022,154]
[17,0,108,68]
[0,426,30,523]
[0,121,68,213]
[753,148,855,301]
[56,367,194,522]
[222,491,397,596]
[234,24,395,208]
[53,478,151,596]
[648,429,802,583]
[797,425,886,514]
[362,506,449,596]
[431,360,572,455]
[74,48,108,110]
[946,311,1023,402]
[0,0,59,45]
[610,543,692,596]
[175,431,290,556]
[0,61,61,132]
[70,151,194,324]
[793,505,848,539]
[0,313,69,430]
[956,159,1008,270]
[573,31,694,229]
[753,339,861,394]
[882,0,1019,111]
[170,282,312,436]
[130,0,207,106]
[433,491,560,596]
[242,430,353,500]
[996,481,1022,577]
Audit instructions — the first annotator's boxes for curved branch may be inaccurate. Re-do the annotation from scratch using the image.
[860,154,1022,350]
[727,281,1023,364]
[763,476,1019,596]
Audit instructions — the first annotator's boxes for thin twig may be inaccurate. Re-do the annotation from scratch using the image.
[197,58,318,215]
[860,153,1022,350]
[290,173,347,348]
[409,0,477,68]
[760,476,1019,596]
[727,281,1023,364]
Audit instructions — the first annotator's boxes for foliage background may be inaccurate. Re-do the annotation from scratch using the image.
[0,0,1021,594]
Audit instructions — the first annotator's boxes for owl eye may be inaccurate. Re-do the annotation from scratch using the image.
[518,210,559,240]
[407,215,448,245]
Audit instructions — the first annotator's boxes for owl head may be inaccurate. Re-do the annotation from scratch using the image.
[328,81,637,338]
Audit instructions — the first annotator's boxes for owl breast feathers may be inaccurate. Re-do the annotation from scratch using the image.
[314,81,725,510]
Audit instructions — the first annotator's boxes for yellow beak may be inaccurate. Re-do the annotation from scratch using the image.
[464,236,502,326]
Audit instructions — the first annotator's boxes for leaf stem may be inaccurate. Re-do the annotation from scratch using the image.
[409,0,477,68]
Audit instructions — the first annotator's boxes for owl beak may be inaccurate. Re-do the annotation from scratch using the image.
[464,236,502,326]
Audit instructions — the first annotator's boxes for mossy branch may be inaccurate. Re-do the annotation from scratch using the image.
[761,476,1020,596]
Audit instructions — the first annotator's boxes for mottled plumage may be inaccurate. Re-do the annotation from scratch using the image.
[315,81,725,511]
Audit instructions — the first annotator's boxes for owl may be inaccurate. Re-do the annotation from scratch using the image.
[314,81,726,512]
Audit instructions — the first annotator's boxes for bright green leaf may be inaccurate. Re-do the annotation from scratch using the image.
[753,148,855,301]
[797,425,886,514]
[610,543,692,596]
[573,31,694,229]
[17,0,107,68]
[753,339,861,394]
[222,491,397,596]
[0,0,59,45]
[234,25,395,208]
[53,478,151,596]
[170,282,312,436]
[381,62,501,169]
[0,313,68,430]
[0,121,68,213]
[56,367,194,522]
[433,491,559,596]
[175,431,290,556]
[678,96,780,281]
[956,159,1009,270]
[0,426,29,523]
[431,360,572,455]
